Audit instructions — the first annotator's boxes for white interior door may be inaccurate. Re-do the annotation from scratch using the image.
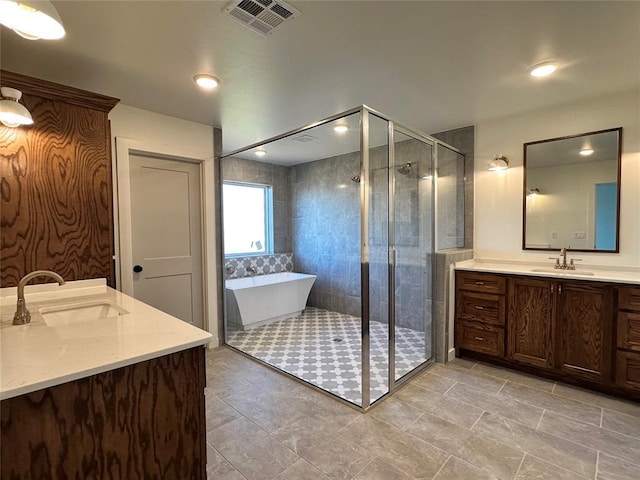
[129,154,204,329]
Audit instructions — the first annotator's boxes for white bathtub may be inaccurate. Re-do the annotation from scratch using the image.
[225,272,316,330]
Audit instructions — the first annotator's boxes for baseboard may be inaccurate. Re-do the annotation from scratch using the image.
[447,348,456,362]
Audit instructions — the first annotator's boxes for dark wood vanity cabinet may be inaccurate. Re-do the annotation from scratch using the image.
[616,286,640,392]
[455,270,635,399]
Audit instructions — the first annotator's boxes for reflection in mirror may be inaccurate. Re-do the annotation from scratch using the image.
[523,127,622,252]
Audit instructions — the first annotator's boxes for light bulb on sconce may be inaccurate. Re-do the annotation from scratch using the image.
[488,155,509,171]
[0,87,34,127]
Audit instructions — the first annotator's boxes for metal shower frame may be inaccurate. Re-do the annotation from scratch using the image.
[219,105,464,412]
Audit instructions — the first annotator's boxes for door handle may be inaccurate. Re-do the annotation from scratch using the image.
[133,265,143,273]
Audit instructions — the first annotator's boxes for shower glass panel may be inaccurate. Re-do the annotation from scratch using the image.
[392,130,434,382]
[366,113,390,404]
[219,106,462,411]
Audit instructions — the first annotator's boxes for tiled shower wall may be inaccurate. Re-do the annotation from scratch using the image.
[224,253,293,279]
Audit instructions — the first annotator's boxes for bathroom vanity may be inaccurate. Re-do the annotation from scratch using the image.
[454,260,640,400]
[0,279,212,479]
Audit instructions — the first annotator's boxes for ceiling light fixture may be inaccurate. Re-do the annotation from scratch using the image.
[0,87,34,127]
[334,124,349,134]
[528,62,557,77]
[488,155,509,171]
[0,0,65,40]
[193,74,220,90]
[579,148,594,156]
[254,149,266,157]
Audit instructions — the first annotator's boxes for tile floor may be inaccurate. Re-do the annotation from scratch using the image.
[227,307,428,404]
[205,346,640,480]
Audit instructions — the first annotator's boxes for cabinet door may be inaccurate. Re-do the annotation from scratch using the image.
[507,277,555,369]
[557,282,613,384]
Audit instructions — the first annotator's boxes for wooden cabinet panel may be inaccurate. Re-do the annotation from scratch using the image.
[557,283,613,383]
[507,277,555,369]
[616,351,640,392]
[0,71,119,287]
[619,286,640,312]
[456,321,505,357]
[618,312,640,351]
[1,347,206,479]
[456,290,505,326]
[456,271,506,294]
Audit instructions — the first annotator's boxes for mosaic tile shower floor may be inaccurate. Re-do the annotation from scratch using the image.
[226,307,429,405]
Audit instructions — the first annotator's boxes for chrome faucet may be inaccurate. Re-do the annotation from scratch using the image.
[13,270,65,325]
[549,247,581,270]
[246,266,257,277]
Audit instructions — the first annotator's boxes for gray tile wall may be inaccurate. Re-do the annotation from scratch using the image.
[224,253,294,279]
[221,156,292,253]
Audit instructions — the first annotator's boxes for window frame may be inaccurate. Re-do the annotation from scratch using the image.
[222,181,274,258]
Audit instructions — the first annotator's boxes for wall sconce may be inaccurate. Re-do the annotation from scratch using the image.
[527,188,541,196]
[0,0,65,40]
[488,155,509,171]
[0,87,34,127]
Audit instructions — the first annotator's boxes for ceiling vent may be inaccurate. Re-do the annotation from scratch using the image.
[223,0,300,37]
[292,135,317,143]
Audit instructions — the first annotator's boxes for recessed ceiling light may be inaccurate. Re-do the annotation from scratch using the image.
[580,148,594,156]
[334,125,349,134]
[528,62,557,77]
[193,74,220,90]
[254,149,266,157]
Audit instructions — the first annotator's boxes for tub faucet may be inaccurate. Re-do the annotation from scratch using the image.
[246,267,257,277]
[13,270,65,325]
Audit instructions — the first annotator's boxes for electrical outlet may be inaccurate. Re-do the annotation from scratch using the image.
[551,231,558,239]
[573,231,586,239]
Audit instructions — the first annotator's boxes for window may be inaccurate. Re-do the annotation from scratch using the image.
[223,182,273,256]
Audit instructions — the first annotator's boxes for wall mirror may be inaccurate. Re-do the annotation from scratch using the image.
[523,127,622,252]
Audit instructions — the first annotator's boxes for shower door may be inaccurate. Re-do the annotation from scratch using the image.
[390,128,434,385]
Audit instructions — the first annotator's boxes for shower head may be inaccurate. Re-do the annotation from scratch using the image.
[397,163,413,176]
[351,174,361,183]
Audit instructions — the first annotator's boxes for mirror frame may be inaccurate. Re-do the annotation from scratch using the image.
[522,127,623,253]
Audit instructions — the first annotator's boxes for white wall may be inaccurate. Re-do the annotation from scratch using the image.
[474,89,640,267]
[109,104,220,345]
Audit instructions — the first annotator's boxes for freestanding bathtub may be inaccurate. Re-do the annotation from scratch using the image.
[225,272,317,330]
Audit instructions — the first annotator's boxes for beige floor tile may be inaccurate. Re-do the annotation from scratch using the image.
[500,382,602,426]
[351,457,415,480]
[206,444,246,480]
[446,358,478,370]
[538,411,640,467]
[339,415,449,479]
[552,384,640,418]
[433,455,497,480]
[428,364,506,394]
[471,362,556,393]
[409,370,458,394]
[205,393,242,432]
[394,384,484,428]
[273,459,331,480]
[515,455,588,480]
[370,395,424,431]
[597,452,640,480]
[445,382,544,428]
[601,409,640,439]
[472,412,597,478]
[406,412,523,480]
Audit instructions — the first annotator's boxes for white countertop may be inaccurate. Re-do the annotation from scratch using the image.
[454,259,640,285]
[0,279,212,400]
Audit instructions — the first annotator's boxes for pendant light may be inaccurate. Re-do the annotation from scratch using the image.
[0,87,34,127]
[0,0,65,40]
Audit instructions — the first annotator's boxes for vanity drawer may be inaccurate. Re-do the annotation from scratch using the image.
[456,321,504,357]
[456,291,505,326]
[619,287,640,312]
[616,350,640,392]
[618,312,640,351]
[457,271,506,294]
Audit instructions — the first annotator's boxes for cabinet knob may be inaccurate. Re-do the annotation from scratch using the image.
[133,265,143,273]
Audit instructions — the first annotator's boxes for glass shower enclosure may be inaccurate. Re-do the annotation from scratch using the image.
[218,106,464,411]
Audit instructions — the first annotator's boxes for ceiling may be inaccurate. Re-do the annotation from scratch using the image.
[1,1,639,155]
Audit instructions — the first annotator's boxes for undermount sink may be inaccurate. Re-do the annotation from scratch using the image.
[530,268,595,276]
[40,300,129,327]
